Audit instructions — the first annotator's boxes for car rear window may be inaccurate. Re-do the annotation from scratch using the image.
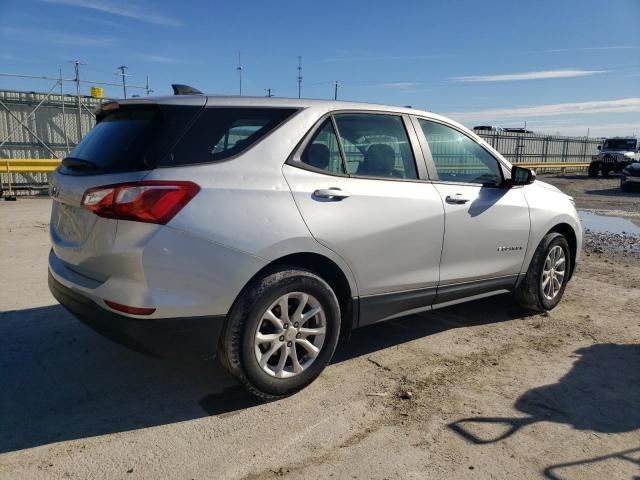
[160,107,298,167]
[61,106,201,175]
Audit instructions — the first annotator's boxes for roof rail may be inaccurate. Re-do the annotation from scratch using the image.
[171,84,203,95]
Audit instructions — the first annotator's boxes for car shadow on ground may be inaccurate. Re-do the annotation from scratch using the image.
[447,343,640,478]
[0,295,526,453]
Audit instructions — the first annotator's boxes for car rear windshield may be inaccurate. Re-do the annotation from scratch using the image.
[158,107,298,167]
[61,106,297,175]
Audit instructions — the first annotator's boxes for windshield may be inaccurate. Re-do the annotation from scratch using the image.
[603,139,637,151]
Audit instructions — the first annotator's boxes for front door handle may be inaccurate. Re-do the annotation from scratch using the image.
[445,193,471,204]
[313,188,351,200]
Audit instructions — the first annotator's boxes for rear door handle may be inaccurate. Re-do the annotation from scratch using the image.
[445,193,471,204]
[313,188,351,200]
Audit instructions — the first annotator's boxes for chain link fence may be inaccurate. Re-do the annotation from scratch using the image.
[475,129,602,164]
[0,89,102,193]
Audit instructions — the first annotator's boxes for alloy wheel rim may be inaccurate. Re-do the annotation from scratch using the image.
[541,245,566,301]
[254,292,327,378]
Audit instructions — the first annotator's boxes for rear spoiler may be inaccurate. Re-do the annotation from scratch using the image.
[94,100,157,121]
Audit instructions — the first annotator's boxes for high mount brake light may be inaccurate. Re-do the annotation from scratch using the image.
[81,181,200,224]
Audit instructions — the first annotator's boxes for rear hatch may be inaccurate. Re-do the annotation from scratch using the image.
[50,98,206,279]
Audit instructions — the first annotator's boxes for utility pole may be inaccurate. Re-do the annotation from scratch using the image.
[334,81,339,100]
[72,60,83,142]
[297,55,303,99]
[265,88,274,97]
[117,65,128,99]
[145,75,153,96]
[237,51,243,96]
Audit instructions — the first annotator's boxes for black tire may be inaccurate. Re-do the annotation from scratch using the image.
[218,266,341,400]
[588,162,599,178]
[601,166,610,177]
[514,232,571,313]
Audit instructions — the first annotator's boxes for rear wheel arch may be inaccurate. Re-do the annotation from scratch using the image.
[228,252,355,334]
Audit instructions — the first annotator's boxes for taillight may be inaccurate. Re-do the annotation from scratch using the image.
[82,181,199,224]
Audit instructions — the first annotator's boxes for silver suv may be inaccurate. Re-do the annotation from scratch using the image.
[48,95,582,398]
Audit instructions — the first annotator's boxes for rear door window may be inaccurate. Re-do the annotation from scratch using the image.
[333,113,418,180]
[163,107,298,166]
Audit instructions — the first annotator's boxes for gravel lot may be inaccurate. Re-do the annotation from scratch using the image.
[1,174,639,480]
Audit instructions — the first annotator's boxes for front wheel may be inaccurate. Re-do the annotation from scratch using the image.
[218,266,341,399]
[588,162,599,178]
[514,232,571,312]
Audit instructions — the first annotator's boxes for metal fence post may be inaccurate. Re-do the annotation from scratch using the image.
[60,68,69,155]
[74,61,82,142]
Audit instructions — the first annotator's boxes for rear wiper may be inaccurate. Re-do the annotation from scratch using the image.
[62,157,98,171]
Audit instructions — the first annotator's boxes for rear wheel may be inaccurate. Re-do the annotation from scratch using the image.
[588,162,599,178]
[514,232,571,312]
[218,266,341,399]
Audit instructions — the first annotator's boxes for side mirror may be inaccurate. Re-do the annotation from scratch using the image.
[510,166,536,186]
[597,145,601,150]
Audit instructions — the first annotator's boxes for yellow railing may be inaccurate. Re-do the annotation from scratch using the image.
[3,158,61,173]
[517,162,590,170]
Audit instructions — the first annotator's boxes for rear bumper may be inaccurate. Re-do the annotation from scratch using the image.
[48,271,225,359]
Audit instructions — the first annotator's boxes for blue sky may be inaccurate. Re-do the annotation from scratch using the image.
[1,0,639,137]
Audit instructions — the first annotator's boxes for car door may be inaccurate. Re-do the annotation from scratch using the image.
[413,117,530,302]
[283,112,445,325]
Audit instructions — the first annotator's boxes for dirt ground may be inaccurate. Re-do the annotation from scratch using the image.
[1,173,639,480]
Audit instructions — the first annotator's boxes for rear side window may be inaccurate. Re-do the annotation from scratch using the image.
[301,120,344,174]
[162,107,297,166]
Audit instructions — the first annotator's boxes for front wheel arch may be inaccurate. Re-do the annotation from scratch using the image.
[548,223,578,280]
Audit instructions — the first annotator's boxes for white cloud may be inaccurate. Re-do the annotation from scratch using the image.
[536,122,640,138]
[378,82,422,89]
[452,69,608,83]
[0,26,115,47]
[43,0,183,27]
[444,98,640,123]
[142,54,180,64]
